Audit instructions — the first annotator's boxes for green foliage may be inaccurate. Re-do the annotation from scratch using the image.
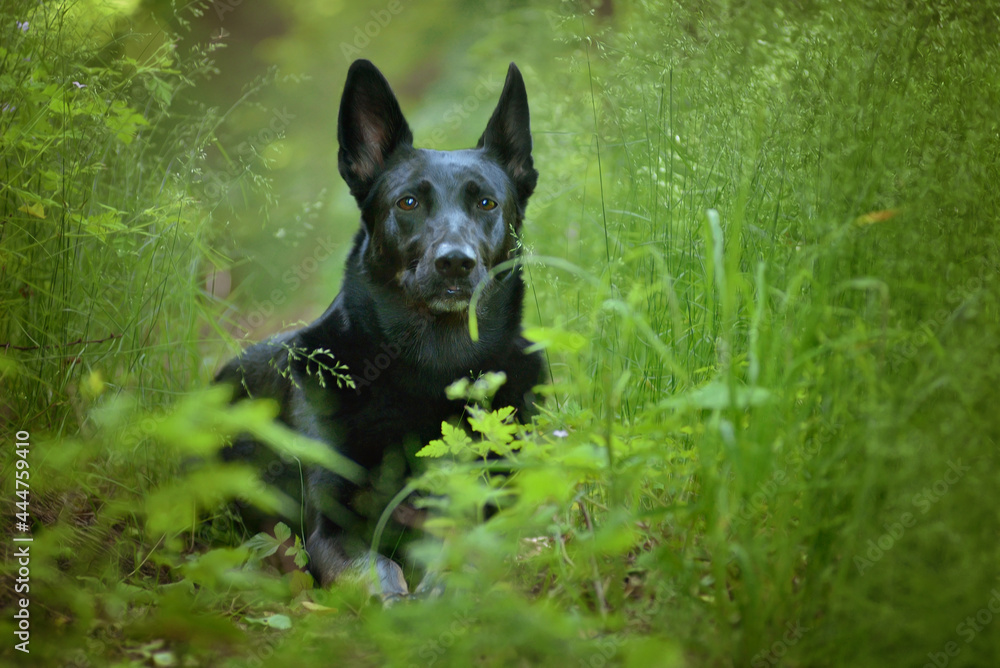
[0,0,222,429]
[416,422,475,459]
[417,373,520,458]
[3,0,999,666]
[279,345,355,390]
[245,521,309,570]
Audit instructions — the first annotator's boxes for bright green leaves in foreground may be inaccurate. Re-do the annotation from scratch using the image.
[416,408,519,459]
[244,522,309,570]
[418,373,522,458]
[416,422,476,458]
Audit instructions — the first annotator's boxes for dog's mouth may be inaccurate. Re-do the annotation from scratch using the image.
[425,285,472,314]
[402,256,491,315]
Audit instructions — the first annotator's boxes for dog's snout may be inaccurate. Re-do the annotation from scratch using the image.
[434,249,476,279]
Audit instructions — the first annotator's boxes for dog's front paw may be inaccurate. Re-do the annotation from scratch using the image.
[412,570,446,599]
[372,554,411,604]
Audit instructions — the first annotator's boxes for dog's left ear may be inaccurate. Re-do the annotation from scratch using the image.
[477,63,538,206]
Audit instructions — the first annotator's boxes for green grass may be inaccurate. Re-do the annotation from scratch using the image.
[2,1,999,666]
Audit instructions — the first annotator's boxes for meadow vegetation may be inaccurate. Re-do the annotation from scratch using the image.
[1,1,998,666]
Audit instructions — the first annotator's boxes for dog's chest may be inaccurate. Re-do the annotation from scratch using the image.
[331,382,461,466]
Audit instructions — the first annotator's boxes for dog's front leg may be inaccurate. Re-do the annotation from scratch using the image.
[306,515,409,601]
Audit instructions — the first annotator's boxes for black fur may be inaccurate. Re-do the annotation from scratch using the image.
[216,60,543,599]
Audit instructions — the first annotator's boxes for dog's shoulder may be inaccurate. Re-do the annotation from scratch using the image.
[215,329,300,409]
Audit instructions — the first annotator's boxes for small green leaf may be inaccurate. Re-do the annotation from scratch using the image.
[522,326,587,353]
[264,614,292,630]
[416,422,473,457]
[416,439,448,458]
[152,651,177,667]
[18,202,45,219]
[662,381,772,411]
[244,532,281,559]
[290,570,314,594]
[444,377,470,401]
[291,544,310,569]
[468,406,518,451]
[245,613,293,630]
[273,521,291,543]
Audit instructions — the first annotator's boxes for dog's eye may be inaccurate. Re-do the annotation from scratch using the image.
[397,196,418,211]
[478,198,498,211]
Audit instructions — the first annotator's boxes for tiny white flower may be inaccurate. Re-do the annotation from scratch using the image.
[553,429,568,438]
[72,81,86,89]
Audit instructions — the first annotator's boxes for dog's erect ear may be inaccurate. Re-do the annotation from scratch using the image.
[477,63,538,205]
[338,60,413,204]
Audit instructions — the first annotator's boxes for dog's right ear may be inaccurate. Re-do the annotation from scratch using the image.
[338,60,413,204]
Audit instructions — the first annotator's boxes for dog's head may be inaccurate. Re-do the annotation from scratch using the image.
[337,60,537,316]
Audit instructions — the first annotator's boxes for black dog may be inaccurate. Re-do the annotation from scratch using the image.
[216,60,543,599]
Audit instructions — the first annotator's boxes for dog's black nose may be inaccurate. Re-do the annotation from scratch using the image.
[434,249,476,279]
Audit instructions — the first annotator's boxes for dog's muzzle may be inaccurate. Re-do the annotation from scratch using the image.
[423,244,481,313]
